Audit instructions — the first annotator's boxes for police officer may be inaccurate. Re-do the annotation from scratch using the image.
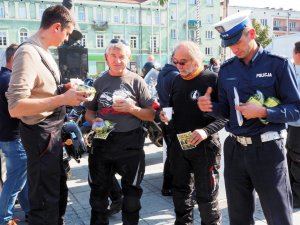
[198,10,300,225]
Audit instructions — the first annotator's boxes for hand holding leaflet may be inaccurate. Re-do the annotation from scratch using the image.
[233,86,243,126]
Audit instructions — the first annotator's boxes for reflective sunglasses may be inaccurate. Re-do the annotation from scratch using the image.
[110,38,129,46]
[173,60,188,66]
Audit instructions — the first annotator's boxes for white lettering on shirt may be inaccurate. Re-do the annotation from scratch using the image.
[256,73,272,78]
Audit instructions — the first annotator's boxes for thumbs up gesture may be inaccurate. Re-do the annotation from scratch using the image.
[197,87,213,112]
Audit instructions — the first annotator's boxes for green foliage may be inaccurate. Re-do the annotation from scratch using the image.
[252,18,272,48]
[88,74,99,80]
[158,0,168,6]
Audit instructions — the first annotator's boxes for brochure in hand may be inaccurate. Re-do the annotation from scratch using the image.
[233,86,243,126]
[176,131,197,150]
[92,120,116,140]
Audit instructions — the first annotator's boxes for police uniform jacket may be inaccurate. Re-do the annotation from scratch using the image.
[212,45,300,136]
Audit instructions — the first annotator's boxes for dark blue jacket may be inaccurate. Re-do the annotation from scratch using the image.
[156,64,179,108]
[212,46,300,136]
[0,67,20,141]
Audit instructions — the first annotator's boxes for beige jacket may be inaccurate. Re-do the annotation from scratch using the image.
[6,35,61,125]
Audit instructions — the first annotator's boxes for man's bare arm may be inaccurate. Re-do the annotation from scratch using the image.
[9,89,88,118]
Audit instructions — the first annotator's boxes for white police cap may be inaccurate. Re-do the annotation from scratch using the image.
[214,10,251,47]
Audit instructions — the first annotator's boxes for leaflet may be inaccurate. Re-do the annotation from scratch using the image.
[233,86,243,126]
[176,131,197,150]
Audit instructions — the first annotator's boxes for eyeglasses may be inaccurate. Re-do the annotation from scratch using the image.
[110,38,129,46]
[173,60,188,66]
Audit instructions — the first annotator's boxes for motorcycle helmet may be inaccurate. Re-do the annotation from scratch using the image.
[61,121,87,163]
[145,121,163,147]
[142,62,155,77]
[84,78,94,87]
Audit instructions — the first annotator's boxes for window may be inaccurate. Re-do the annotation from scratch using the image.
[273,20,280,28]
[114,15,120,23]
[170,0,177,3]
[113,35,122,40]
[0,31,8,46]
[39,4,46,19]
[289,21,296,30]
[171,29,177,39]
[144,11,151,25]
[170,10,177,20]
[189,0,196,4]
[206,14,213,24]
[129,13,135,24]
[188,29,196,42]
[0,3,4,18]
[96,34,104,48]
[113,9,120,24]
[205,31,213,39]
[19,28,28,43]
[154,11,160,25]
[206,0,213,6]
[96,8,103,22]
[130,36,138,49]
[205,47,212,55]
[78,6,86,21]
[19,3,26,19]
[150,36,159,53]
[80,34,86,47]
[260,19,267,27]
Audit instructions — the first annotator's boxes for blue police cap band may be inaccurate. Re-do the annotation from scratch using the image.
[221,32,243,47]
[220,18,250,39]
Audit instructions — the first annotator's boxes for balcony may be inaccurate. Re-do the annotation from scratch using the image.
[188,20,198,28]
[92,20,108,31]
[273,26,287,31]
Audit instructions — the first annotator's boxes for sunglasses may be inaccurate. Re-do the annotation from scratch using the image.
[110,38,129,46]
[173,60,188,66]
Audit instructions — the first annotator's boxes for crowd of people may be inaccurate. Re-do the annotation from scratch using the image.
[1,4,300,225]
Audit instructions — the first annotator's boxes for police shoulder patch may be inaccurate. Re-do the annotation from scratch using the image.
[220,57,235,68]
[267,52,287,61]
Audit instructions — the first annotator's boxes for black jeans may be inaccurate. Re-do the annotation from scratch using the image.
[89,127,145,225]
[170,134,221,225]
[161,123,174,190]
[108,175,122,202]
[286,125,300,206]
[20,109,68,225]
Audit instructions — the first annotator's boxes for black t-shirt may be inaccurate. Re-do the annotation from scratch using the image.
[170,69,220,134]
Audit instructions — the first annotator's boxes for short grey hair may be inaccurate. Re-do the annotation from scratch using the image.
[174,41,204,66]
[105,42,131,56]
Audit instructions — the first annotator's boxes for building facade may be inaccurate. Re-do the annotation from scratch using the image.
[225,5,300,60]
[0,0,222,76]
[229,6,300,38]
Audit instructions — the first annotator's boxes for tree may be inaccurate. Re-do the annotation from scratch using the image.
[252,18,272,48]
[158,0,168,6]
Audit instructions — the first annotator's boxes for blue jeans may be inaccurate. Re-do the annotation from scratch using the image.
[0,139,29,224]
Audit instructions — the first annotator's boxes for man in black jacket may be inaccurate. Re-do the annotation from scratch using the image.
[160,41,226,224]
[156,54,179,196]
